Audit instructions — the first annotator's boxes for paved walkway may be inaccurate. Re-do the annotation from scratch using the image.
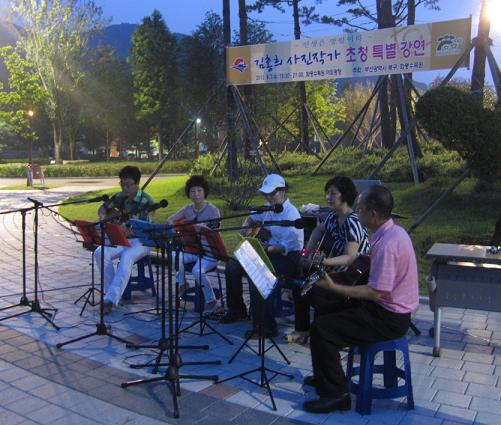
[0,185,500,424]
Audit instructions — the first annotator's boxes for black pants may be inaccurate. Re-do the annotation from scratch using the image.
[310,300,410,397]
[224,251,300,335]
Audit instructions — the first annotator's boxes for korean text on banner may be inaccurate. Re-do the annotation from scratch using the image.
[226,17,471,85]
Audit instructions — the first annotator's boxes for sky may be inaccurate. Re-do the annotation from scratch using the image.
[1,0,500,86]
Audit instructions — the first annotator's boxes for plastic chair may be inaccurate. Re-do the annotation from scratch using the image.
[345,335,414,415]
[123,256,156,301]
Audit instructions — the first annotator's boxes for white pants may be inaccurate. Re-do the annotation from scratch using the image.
[94,238,151,306]
[177,252,218,304]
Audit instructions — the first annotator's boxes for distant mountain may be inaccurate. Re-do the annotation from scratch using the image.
[90,23,188,60]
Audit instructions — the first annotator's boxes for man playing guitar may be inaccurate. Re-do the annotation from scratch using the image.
[302,185,419,414]
[220,174,304,339]
[94,166,155,314]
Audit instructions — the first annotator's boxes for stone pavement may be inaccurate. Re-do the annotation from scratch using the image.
[0,186,500,425]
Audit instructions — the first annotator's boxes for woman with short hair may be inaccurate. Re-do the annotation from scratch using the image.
[287,176,370,344]
[167,175,221,313]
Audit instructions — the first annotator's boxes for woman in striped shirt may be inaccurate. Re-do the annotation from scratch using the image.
[287,176,370,344]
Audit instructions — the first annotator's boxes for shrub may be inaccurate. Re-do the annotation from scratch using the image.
[210,162,261,210]
[0,160,191,178]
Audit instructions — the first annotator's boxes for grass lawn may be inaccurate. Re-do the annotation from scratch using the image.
[59,175,501,294]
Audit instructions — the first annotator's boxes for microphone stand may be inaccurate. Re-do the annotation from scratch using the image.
[24,198,60,329]
[0,207,34,321]
[39,196,112,316]
[56,215,132,348]
[122,226,218,419]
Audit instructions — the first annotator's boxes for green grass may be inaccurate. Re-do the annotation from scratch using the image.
[0,184,59,190]
[59,175,501,295]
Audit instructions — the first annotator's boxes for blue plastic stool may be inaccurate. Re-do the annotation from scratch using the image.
[346,336,414,415]
[123,256,156,301]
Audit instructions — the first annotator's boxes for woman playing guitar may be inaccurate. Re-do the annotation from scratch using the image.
[287,176,370,344]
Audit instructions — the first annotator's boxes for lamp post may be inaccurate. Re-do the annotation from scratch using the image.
[27,109,35,165]
[195,117,201,156]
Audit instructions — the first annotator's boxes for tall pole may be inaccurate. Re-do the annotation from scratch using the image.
[239,0,253,159]
[27,109,35,165]
[292,0,309,153]
[224,0,238,179]
[471,0,491,104]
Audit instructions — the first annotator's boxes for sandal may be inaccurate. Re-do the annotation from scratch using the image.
[284,330,309,345]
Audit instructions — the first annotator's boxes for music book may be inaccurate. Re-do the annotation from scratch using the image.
[104,223,131,247]
[199,226,229,262]
[234,239,277,300]
[237,235,275,273]
[173,219,200,255]
[129,219,174,247]
[73,219,130,247]
[74,220,102,245]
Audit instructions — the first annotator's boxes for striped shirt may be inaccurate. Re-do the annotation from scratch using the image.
[322,210,370,272]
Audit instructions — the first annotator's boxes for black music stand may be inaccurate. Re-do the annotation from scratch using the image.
[18,199,59,329]
[56,218,132,348]
[216,241,293,411]
[0,208,33,321]
[72,220,101,316]
[176,223,233,345]
[121,223,218,419]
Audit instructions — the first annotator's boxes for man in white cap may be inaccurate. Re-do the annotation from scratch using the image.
[221,174,304,339]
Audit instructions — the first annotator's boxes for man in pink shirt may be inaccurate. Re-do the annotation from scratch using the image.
[303,185,419,414]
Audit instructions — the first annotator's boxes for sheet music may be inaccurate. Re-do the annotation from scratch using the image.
[234,240,277,300]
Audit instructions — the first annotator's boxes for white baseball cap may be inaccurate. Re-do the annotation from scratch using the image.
[258,174,286,194]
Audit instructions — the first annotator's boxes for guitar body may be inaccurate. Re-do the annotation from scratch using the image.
[300,254,370,296]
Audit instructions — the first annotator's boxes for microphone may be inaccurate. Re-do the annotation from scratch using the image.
[143,199,168,213]
[86,194,110,204]
[247,204,284,213]
[262,218,306,229]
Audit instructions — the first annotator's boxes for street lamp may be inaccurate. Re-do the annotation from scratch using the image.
[195,118,201,155]
[27,109,35,165]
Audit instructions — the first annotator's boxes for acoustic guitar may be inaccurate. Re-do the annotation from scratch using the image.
[299,254,370,296]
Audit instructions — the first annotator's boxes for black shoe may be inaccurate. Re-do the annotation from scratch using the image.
[219,312,247,324]
[303,375,316,387]
[244,329,278,340]
[303,394,351,414]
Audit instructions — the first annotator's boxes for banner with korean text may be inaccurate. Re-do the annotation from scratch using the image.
[226,18,471,86]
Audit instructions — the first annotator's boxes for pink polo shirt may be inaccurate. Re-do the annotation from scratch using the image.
[368,219,419,313]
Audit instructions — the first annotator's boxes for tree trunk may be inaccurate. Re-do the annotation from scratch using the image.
[157,127,163,159]
[239,0,252,159]
[68,134,75,160]
[377,0,397,149]
[224,0,238,179]
[53,123,63,164]
[292,0,309,153]
[105,128,111,161]
[491,213,501,246]
[403,0,421,158]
